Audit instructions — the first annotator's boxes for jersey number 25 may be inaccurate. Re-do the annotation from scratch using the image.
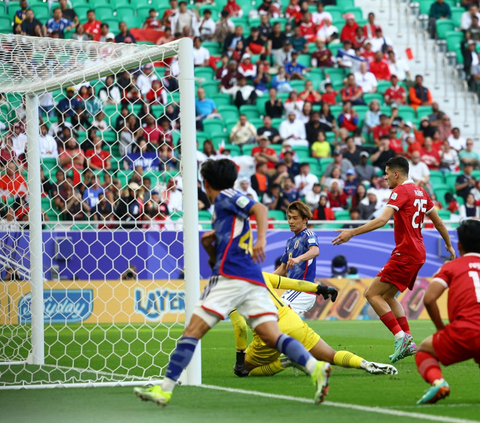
[412,199,428,229]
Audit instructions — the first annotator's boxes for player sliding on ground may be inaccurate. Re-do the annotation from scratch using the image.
[230,272,398,377]
[133,159,331,406]
[415,219,480,404]
[332,157,455,363]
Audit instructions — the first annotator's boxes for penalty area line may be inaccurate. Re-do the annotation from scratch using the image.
[199,385,479,423]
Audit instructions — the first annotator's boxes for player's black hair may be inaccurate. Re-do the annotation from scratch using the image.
[200,159,237,191]
[385,156,409,176]
[457,219,480,254]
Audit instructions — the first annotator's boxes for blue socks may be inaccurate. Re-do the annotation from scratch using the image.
[276,334,317,374]
[164,336,198,384]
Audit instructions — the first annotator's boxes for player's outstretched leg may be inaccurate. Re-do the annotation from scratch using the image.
[229,309,249,376]
[133,315,210,407]
[255,321,331,405]
[415,337,450,405]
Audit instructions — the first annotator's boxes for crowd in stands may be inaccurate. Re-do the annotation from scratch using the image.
[1,0,479,228]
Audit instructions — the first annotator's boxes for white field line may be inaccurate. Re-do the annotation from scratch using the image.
[200,384,480,423]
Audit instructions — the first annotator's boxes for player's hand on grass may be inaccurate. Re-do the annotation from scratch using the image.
[286,256,300,270]
[446,245,456,260]
[252,237,266,263]
[332,229,353,245]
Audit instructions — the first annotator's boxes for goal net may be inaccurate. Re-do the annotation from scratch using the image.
[0,35,201,389]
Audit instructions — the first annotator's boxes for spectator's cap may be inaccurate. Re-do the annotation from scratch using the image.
[404,121,413,128]
[66,86,75,92]
[420,116,430,122]
[106,32,115,40]
[360,151,369,158]
[128,182,140,190]
[367,188,377,195]
[333,150,342,156]
[346,169,355,175]
[313,182,321,187]
[332,255,348,275]
[282,140,291,147]
[364,39,372,45]
[287,110,296,116]
[152,191,159,195]
[468,40,476,46]
[258,134,268,140]
[239,177,250,183]
[242,53,251,60]
[343,12,355,20]
[284,39,292,45]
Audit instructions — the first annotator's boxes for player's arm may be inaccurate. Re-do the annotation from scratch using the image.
[286,245,319,269]
[250,202,268,263]
[424,281,447,331]
[201,230,216,269]
[332,206,395,245]
[273,262,288,276]
[427,208,456,259]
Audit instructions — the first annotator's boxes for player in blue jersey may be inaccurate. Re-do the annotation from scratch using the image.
[133,159,332,407]
[275,201,322,316]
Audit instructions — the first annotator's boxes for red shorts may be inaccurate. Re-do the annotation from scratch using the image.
[432,320,480,367]
[377,255,423,292]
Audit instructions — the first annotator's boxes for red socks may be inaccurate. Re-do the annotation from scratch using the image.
[416,351,443,384]
[397,316,411,334]
[380,311,402,336]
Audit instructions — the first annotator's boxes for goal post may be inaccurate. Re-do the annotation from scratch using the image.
[0,34,200,389]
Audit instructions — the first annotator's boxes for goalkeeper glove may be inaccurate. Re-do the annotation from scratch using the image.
[316,285,338,302]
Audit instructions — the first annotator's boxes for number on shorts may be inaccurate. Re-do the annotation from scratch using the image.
[468,271,480,303]
[412,199,428,229]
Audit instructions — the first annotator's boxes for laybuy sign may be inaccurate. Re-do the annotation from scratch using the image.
[0,278,448,325]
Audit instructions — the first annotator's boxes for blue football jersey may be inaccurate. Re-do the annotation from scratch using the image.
[280,228,318,282]
[211,189,265,286]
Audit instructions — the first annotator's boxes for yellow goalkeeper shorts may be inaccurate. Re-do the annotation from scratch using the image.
[245,306,321,368]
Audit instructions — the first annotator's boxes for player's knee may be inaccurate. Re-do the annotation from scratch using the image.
[262,333,279,349]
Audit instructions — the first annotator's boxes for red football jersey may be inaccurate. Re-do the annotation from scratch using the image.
[433,253,480,326]
[386,181,434,263]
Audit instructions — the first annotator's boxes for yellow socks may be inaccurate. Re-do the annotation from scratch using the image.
[248,359,286,376]
[229,309,248,351]
[333,350,365,369]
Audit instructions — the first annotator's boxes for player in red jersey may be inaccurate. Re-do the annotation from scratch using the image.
[415,219,480,404]
[332,157,455,362]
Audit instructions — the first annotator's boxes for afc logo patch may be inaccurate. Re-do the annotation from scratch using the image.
[294,240,299,249]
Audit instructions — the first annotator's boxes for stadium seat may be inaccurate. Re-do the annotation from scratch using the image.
[212,94,231,107]
[202,80,220,97]
[324,6,344,21]
[137,5,152,21]
[0,17,11,29]
[348,7,364,21]
[334,210,351,220]
[256,95,269,115]
[224,143,241,156]
[211,133,228,149]
[74,5,91,21]
[217,105,239,121]
[89,0,108,8]
[445,173,460,191]
[435,20,455,46]
[297,54,311,67]
[198,4,221,19]
[290,80,306,92]
[271,118,283,129]
[103,17,120,29]
[95,6,114,20]
[111,0,132,8]
[363,93,384,104]
[268,210,286,220]
[31,3,50,17]
[397,106,416,122]
[376,81,392,94]
[203,119,225,136]
[419,0,435,16]
[336,0,355,10]
[198,210,212,221]
[195,67,215,80]
[437,209,451,220]
[116,5,136,20]
[271,17,288,30]
[450,7,465,28]
[242,144,254,156]
[430,170,445,186]
[416,105,433,119]
[445,31,464,52]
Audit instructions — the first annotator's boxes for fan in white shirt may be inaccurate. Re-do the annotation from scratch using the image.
[354,62,377,93]
[39,124,59,158]
[387,50,411,81]
[294,163,319,197]
[370,29,394,53]
[136,64,158,96]
[11,123,27,157]
[448,127,467,151]
[279,112,309,147]
[193,37,211,66]
[198,11,216,40]
[312,4,333,27]
[408,151,430,188]
[461,5,480,30]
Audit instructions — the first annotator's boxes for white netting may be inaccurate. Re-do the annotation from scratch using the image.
[0,35,199,387]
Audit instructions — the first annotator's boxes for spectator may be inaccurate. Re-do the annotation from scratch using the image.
[429,0,451,38]
[312,193,335,220]
[238,54,257,80]
[82,176,103,210]
[409,151,430,190]
[420,137,441,170]
[230,114,257,148]
[236,176,258,199]
[251,162,269,197]
[257,116,282,144]
[459,193,480,218]
[370,28,394,53]
[316,18,339,44]
[0,138,19,170]
[115,183,142,227]
[343,136,362,166]
[224,25,245,55]
[163,179,183,213]
[321,82,338,105]
[94,23,111,42]
[294,162,319,197]
[59,137,85,179]
[463,40,479,79]
[21,9,46,37]
[14,0,28,26]
[46,7,72,38]
[195,87,218,128]
[299,80,321,104]
[137,64,158,96]
[304,182,322,210]
[161,0,178,29]
[197,9,215,40]
[171,1,199,36]
[279,111,308,147]
[409,74,433,110]
[215,10,234,44]
[85,136,111,171]
[375,178,392,209]
[440,139,460,172]
[39,124,58,158]
[299,12,316,42]
[311,131,331,159]
[156,27,175,45]
[271,65,293,93]
[353,26,367,49]
[252,135,278,171]
[361,39,376,63]
[234,75,258,108]
[56,87,82,117]
[285,51,309,80]
[58,0,78,27]
[319,103,337,135]
[387,51,411,82]
[10,122,27,160]
[354,62,378,94]
[297,102,313,124]
[327,179,348,210]
[372,114,392,146]
[352,183,367,207]
[371,135,396,171]
[290,25,308,54]
[467,16,480,42]
[340,13,359,43]
[362,99,381,135]
[305,111,323,144]
[262,184,288,212]
[72,23,91,41]
[143,8,162,30]
[355,151,376,182]
[341,73,365,105]
[193,37,210,67]
[322,150,353,180]
[220,60,241,95]
[388,127,403,154]
[223,0,243,18]
[447,126,466,151]
[384,75,407,105]
[142,114,161,146]
[359,188,378,219]
[264,88,284,119]
[459,138,479,169]
[364,12,382,39]
[285,0,301,22]
[338,102,359,132]
[344,168,359,196]
[246,27,266,55]
[115,21,136,43]
[282,176,299,204]
[437,114,453,142]
[455,162,475,201]
[369,51,391,81]
[461,4,480,30]
[0,162,27,201]
[268,22,287,65]
[98,76,122,105]
[284,150,300,178]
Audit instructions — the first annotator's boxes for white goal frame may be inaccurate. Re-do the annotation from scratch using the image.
[0,35,201,389]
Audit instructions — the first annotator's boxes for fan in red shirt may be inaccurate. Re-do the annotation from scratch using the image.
[84,10,101,39]
[369,51,391,81]
[333,157,454,364]
[363,12,382,38]
[251,136,278,170]
[361,40,376,63]
[285,0,301,22]
[162,0,178,28]
[415,219,480,404]
[419,137,441,170]
[372,114,391,145]
[85,136,111,171]
[388,128,403,154]
[299,80,322,104]
[223,0,242,17]
[299,12,316,42]
[0,162,27,201]
[340,13,359,42]
[384,75,406,105]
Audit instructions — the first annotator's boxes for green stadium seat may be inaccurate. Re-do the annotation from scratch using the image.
[290,80,306,92]
[445,173,460,191]
[0,17,12,29]
[74,5,91,21]
[95,6,114,20]
[450,7,464,28]
[116,5,136,20]
[324,6,344,21]
[347,7,364,21]
[419,0,435,16]
[268,210,286,220]
[376,81,391,94]
[256,95,269,115]
[31,3,50,17]
[434,187,450,207]
[203,119,225,136]
[445,30,464,52]
[334,210,351,220]
[242,144,254,156]
[137,5,153,21]
[202,80,220,97]
[211,133,228,149]
[271,17,288,30]
[111,0,131,8]
[297,54,311,67]
[212,94,231,107]
[239,105,260,120]
[430,170,445,186]
[195,67,215,80]
[336,0,355,10]
[89,0,108,8]
[437,209,451,220]
[271,118,283,129]
[363,93,384,104]
[435,20,456,40]
[224,143,241,156]
[416,105,432,119]
[397,105,416,122]
[198,210,212,221]
[198,4,221,19]
[248,17,261,28]
[217,105,239,121]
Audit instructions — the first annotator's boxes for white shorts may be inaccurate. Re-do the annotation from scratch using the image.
[194,275,278,329]
[281,291,316,317]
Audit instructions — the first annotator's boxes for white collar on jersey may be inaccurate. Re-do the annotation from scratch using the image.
[464,253,480,257]
[402,180,414,185]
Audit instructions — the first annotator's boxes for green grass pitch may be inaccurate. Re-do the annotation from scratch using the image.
[1,320,479,423]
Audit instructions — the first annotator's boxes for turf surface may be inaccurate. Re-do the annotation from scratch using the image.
[1,320,479,423]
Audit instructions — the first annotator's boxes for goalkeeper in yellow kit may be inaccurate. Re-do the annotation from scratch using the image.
[230,272,398,377]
